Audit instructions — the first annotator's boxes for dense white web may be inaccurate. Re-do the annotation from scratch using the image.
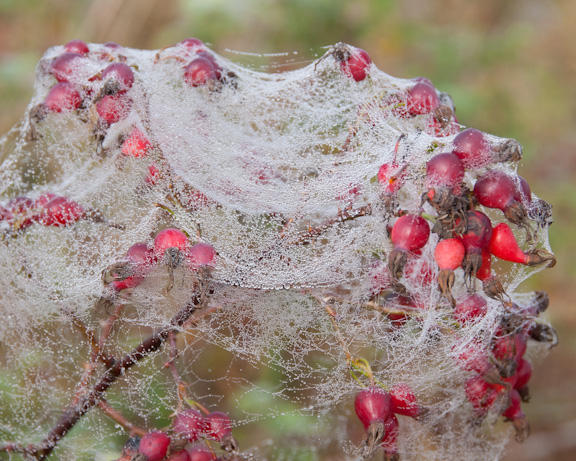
[0,41,555,461]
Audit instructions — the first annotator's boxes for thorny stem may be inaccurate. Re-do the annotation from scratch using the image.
[97,400,147,437]
[3,274,210,460]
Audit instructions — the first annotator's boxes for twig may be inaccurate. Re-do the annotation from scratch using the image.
[97,400,147,437]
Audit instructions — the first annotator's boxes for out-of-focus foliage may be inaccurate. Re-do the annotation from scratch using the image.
[0,1,575,459]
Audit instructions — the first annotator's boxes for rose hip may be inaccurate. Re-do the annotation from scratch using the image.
[452,128,490,168]
[64,40,89,55]
[121,127,151,157]
[50,52,85,82]
[96,93,132,125]
[407,81,439,115]
[184,57,220,87]
[454,294,487,323]
[390,383,421,418]
[44,83,82,112]
[138,431,171,461]
[101,62,134,93]
[339,47,371,82]
[426,153,464,189]
[173,409,206,442]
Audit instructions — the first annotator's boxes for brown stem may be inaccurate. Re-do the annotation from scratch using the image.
[16,277,209,461]
[97,400,147,437]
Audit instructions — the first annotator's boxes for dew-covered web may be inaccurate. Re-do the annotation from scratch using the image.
[0,41,556,461]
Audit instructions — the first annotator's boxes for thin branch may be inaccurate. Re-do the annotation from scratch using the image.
[97,400,147,437]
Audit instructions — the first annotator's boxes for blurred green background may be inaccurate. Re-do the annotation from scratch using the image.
[0,0,575,459]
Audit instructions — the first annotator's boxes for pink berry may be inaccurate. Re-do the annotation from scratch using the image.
[380,414,399,456]
[340,47,371,82]
[407,81,439,115]
[173,409,206,442]
[179,37,204,50]
[110,242,154,292]
[121,127,151,157]
[167,450,191,461]
[434,238,465,271]
[389,383,420,418]
[474,171,517,211]
[502,389,524,420]
[188,243,216,269]
[456,342,490,374]
[34,193,57,208]
[64,39,89,55]
[50,52,85,82]
[354,387,392,429]
[513,176,532,204]
[37,196,84,227]
[96,94,132,125]
[452,128,489,168]
[465,376,500,412]
[146,164,160,185]
[454,294,487,323]
[514,358,532,390]
[460,211,493,252]
[186,445,216,461]
[184,57,219,87]
[377,163,406,194]
[154,228,189,257]
[426,152,464,189]
[101,62,134,93]
[44,83,82,112]
[138,431,171,461]
[205,411,233,441]
[391,215,430,252]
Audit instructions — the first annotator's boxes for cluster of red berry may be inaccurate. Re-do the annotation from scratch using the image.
[116,408,235,461]
[335,44,556,453]
[103,228,216,293]
[0,193,85,231]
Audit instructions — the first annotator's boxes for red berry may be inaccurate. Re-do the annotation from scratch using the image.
[434,238,465,271]
[121,127,151,157]
[167,450,191,461]
[476,250,492,281]
[184,57,219,87]
[403,257,434,286]
[460,211,493,252]
[456,342,490,374]
[186,445,216,461]
[154,228,189,257]
[426,153,464,189]
[389,383,420,418]
[205,411,232,441]
[465,376,500,412]
[502,389,524,420]
[380,414,399,456]
[513,176,532,204]
[138,432,171,461]
[391,215,430,252]
[452,128,489,168]
[189,243,216,269]
[473,170,517,211]
[407,81,439,115]
[515,358,532,390]
[179,37,204,50]
[492,334,518,362]
[377,162,406,193]
[454,294,487,323]
[96,94,132,125]
[64,40,89,55]
[489,223,527,264]
[146,164,160,185]
[44,83,82,112]
[354,387,392,429]
[101,62,135,93]
[50,52,85,82]
[173,409,206,442]
[34,193,57,209]
[37,196,84,227]
[340,47,371,82]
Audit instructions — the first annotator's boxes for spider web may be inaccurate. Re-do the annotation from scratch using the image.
[0,42,554,460]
